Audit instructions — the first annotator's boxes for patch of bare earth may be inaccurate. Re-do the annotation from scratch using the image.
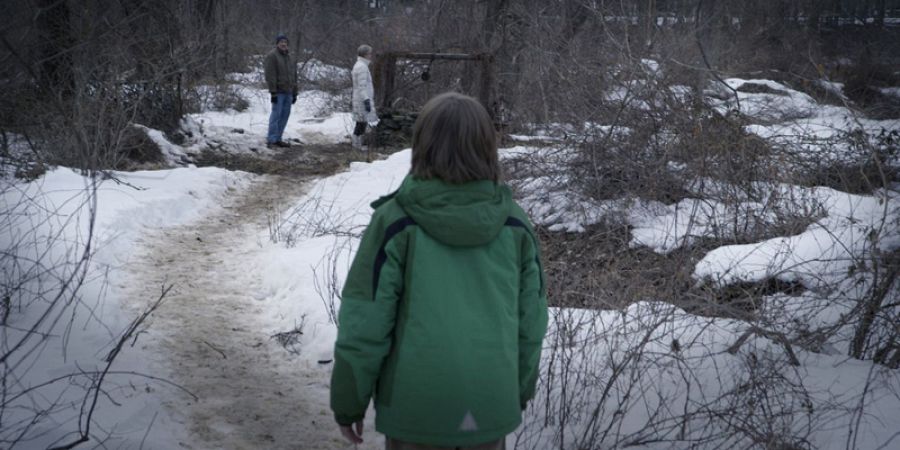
[539,223,806,320]
[194,142,379,176]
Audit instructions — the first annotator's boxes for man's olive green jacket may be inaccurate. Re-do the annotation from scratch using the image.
[263,48,297,94]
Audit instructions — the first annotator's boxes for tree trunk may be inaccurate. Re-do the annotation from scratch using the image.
[875,0,886,27]
[830,0,842,26]
[640,0,657,53]
[555,1,592,57]
[197,0,219,76]
[479,0,522,123]
[36,0,75,96]
[481,0,509,51]
[808,0,822,30]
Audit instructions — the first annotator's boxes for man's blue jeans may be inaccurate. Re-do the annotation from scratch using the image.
[267,92,292,144]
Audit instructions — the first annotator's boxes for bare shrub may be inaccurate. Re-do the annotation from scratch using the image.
[118,125,166,168]
[844,58,900,120]
[311,237,355,327]
[537,222,693,310]
[849,249,900,367]
[794,129,900,194]
[272,315,307,355]
[0,172,180,446]
[515,303,820,449]
[269,180,365,246]
[186,82,251,113]
[499,4,898,444]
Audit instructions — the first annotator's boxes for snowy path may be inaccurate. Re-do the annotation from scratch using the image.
[123,174,375,449]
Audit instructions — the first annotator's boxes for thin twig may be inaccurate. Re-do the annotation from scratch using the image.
[200,340,228,359]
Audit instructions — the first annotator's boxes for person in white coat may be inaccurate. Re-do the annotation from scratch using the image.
[351,44,377,149]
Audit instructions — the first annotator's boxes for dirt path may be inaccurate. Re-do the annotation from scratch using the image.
[125,172,382,450]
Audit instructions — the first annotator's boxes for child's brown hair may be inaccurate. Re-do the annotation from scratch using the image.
[410,92,500,183]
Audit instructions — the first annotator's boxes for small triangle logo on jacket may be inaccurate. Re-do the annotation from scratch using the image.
[458,411,479,431]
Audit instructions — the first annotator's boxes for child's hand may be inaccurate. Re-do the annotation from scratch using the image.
[339,421,364,444]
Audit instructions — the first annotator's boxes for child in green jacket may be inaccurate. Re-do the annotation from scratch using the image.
[330,92,549,449]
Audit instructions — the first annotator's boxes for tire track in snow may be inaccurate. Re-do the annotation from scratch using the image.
[125,173,380,449]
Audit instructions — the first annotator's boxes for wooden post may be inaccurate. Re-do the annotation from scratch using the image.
[375,51,495,113]
[478,54,494,117]
[372,54,385,108]
[374,54,397,110]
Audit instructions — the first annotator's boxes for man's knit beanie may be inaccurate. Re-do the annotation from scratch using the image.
[275,34,288,44]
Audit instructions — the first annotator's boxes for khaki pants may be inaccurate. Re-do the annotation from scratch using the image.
[385,437,506,450]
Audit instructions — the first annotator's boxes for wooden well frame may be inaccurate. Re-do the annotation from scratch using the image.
[372,51,495,115]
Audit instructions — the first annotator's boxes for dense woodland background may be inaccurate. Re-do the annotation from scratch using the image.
[2,0,900,166]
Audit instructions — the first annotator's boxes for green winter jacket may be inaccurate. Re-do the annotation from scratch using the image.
[330,175,549,447]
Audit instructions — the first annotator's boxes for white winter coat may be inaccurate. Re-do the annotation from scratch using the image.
[351,56,377,122]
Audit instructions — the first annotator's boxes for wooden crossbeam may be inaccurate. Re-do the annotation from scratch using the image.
[373,51,495,116]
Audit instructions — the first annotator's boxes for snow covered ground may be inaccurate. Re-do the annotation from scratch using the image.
[3,60,899,449]
[711,78,900,168]
[496,76,899,447]
[1,166,252,447]
[258,147,900,449]
[184,88,356,150]
[145,59,358,164]
[2,48,410,446]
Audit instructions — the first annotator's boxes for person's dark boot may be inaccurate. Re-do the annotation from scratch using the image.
[275,141,291,148]
[266,141,276,149]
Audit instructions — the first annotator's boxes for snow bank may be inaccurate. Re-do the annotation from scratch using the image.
[250,150,410,364]
[517,302,900,449]
[504,146,621,232]
[711,77,900,167]
[132,123,190,165]
[713,78,818,121]
[694,187,900,288]
[628,197,777,253]
[0,165,251,448]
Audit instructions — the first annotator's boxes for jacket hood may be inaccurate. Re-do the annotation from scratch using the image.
[383,176,512,247]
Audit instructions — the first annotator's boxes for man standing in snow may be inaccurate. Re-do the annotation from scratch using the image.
[264,34,298,148]
[351,44,378,150]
